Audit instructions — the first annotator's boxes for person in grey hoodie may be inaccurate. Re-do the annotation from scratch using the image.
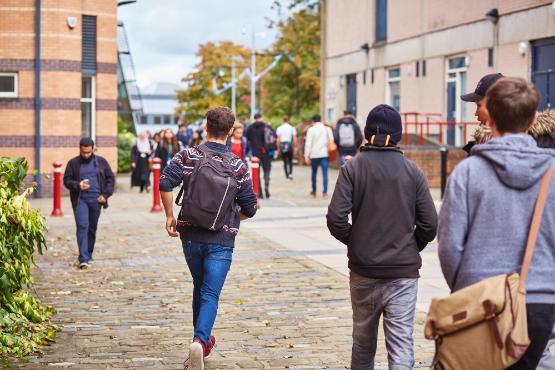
[438,77,555,370]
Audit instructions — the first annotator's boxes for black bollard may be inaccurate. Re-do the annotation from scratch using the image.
[440,146,449,199]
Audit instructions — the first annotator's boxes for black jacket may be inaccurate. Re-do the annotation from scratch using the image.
[334,115,363,154]
[246,120,267,158]
[63,155,115,209]
[326,145,438,278]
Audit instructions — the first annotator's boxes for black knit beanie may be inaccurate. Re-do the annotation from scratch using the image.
[364,104,403,144]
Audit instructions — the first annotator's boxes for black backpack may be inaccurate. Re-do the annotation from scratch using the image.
[175,145,239,231]
[263,125,277,152]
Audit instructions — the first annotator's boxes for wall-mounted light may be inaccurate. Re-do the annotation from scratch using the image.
[66,16,77,29]
[485,8,499,23]
[360,43,370,54]
[518,41,528,56]
[339,76,345,88]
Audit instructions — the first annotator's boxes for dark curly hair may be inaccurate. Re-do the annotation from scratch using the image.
[206,107,235,139]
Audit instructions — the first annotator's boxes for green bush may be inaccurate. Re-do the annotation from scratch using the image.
[117,117,136,173]
[0,157,57,357]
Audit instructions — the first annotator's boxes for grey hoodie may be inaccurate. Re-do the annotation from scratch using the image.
[438,134,555,304]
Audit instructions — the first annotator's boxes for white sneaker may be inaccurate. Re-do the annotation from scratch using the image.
[189,341,204,370]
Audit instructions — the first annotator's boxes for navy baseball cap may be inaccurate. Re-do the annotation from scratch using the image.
[461,73,504,102]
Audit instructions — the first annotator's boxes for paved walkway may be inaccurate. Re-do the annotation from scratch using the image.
[11,165,439,369]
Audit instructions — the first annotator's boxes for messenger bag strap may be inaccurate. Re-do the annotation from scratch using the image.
[519,164,554,293]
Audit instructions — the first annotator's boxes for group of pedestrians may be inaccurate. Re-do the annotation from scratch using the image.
[326,76,554,370]
[60,72,554,369]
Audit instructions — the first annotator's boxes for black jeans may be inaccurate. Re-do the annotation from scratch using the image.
[258,155,271,197]
[282,151,293,178]
[507,304,555,370]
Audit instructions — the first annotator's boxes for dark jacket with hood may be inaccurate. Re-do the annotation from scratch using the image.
[246,120,268,157]
[327,139,438,278]
[63,154,115,209]
[530,109,555,150]
[439,135,555,304]
[334,115,363,155]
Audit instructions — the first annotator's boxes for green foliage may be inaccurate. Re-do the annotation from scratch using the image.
[176,41,253,122]
[261,6,320,118]
[117,117,135,173]
[0,157,57,357]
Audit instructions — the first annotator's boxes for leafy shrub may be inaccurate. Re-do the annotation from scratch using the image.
[117,117,136,173]
[0,157,57,357]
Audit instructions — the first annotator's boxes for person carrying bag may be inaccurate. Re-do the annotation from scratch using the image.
[426,165,553,370]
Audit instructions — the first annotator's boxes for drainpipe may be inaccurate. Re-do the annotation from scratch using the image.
[34,0,41,197]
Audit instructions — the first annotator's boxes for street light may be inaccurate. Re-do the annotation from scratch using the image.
[242,25,266,121]
[118,0,137,6]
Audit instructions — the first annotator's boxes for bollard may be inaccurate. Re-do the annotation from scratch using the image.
[251,156,260,200]
[150,157,163,212]
[440,146,449,199]
[51,162,63,216]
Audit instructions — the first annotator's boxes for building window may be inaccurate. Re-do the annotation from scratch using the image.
[154,115,162,124]
[82,15,97,74]
[416,61,420,78]
[488,48,494,67]
[164,115,172,125]
[140,115,147,124]
[422,60,427,77]
[375,0,387,42]
[386,67,401,111]
[445,56,468,146]
[81,76,95,139]
[327,107,336,123]
[0,73,18,98]
[371,69,375,84]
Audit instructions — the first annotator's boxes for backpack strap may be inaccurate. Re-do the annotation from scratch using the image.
[519,164,554,293]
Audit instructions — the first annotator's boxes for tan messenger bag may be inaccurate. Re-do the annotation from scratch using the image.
[424,165,553,370]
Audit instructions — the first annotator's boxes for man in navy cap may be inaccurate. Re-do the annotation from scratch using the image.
[461,73,504,153]
[327,104,438,370]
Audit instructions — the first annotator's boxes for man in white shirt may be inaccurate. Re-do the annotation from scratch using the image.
[276,115,297,180]
[304,114,333,197]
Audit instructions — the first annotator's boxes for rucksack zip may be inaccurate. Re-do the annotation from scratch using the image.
[210,176,232,231]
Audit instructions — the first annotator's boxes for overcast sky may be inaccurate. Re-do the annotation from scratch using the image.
[118,0,288,89]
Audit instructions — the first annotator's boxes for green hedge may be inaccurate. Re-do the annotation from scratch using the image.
[0,157,57,357]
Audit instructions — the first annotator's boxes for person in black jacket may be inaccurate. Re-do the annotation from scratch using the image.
[63,138,115,269]
[246,113,272,198]
[334,111,363,165]
[327,104,437,370]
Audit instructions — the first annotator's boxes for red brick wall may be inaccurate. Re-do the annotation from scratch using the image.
[404,148,467,188]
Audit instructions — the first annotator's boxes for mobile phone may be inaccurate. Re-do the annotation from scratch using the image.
[83,179,90,185]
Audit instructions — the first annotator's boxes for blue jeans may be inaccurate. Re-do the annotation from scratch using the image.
[350,272,418,370]
[310,157,328,193]
[182,241,233,346]
[73,195,101,263]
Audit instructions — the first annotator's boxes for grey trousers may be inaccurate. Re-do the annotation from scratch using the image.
[349,271,418,370]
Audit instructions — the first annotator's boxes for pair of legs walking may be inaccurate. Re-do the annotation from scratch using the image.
[281,150,293,179]
[310,157,328,194]
[73,196,101,263]
[350,271,417,370]
[257,154,272,198]
[182,241,233,348]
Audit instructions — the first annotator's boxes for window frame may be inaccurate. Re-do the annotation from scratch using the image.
[0,72,18,98]
[386,67,401,111]
[81,76,96,140]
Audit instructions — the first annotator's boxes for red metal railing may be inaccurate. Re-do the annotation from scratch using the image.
[401,112,479,146]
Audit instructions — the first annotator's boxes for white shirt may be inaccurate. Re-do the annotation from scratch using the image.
[304,122,333,159]
[276,123,295,143]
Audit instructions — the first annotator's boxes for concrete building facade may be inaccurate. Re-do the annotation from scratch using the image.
[0,0,118,196]
[322,0,555,146]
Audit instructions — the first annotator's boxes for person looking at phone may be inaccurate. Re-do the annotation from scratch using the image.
[63,137,115,269]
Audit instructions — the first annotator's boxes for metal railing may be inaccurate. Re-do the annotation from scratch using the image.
[401,112,480,147]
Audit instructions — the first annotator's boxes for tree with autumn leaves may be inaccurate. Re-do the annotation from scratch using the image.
[176,1,320,123]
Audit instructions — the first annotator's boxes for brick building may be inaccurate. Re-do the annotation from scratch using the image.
[0,0,118,196]
[322,0,555,147]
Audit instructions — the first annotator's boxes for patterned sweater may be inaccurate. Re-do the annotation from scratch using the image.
[159,141,257,247]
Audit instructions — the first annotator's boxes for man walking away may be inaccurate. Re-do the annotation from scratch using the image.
[159,107,258,369]
[304,114,333,197]
[246,113,272,198]
[63,138,115,269]
[327,104,438,370]
[439,78,555,370]
[335,110,363,165]
[276,115,297,180]
[177,122,190,150]
[460,73,504,154]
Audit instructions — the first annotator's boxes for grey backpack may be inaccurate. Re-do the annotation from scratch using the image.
[176,145,239,231]
[338,123,356,147]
